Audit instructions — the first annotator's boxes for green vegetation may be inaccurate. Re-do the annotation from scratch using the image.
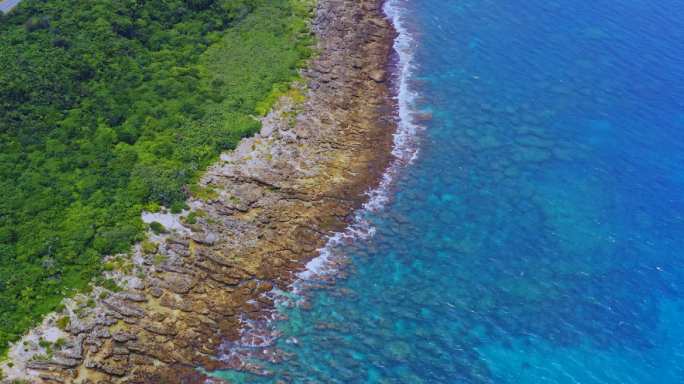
[56,316,70,329]
[188,184,220,201]
[0,0,313,354]
[149,221,167,234]
[153,253,167,265]
[170,201,190,214]
[102,279,122,293]
[141,241,158,254]
[185,212,198,224]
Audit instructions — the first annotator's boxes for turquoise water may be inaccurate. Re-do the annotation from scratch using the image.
[211,0,684,382]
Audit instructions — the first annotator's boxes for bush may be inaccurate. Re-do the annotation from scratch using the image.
[132,163,187,207]
[149,221,167,234]
[52,37,70,49]
[141,241,157,254]
[103,279,117,291]
[185,212,197,224]
[54,338,67,350]
[145,202,161,213]
[56,316,70,329]
[170,201,190,214]
[98,291,108,299]
[0,227,15,244]
[37,17,50,29]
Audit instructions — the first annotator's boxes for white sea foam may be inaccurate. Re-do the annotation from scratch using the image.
[298,215,376,280]
[363,0,422,211]
[297,0,421,280]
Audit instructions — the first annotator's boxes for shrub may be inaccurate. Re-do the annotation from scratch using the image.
[153,254,166,265]
[54,338,67,350]
[37,17,51,29]
[145,202,162,213]
[149,221,167,234]
[56,316,70,329]
[52,37,70,49]
[142,241,157,254]
[185,212,197,224]
[0,227,15,244]
[170,201,190,214]
[103,279,117,291]
[99,291,108,299]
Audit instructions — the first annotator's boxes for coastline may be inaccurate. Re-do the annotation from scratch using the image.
[1,0,400,382]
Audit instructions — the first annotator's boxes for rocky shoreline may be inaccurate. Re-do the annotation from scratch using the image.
[1,0,398,382]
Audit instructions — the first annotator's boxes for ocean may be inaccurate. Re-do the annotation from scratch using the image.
[209,0,684,382]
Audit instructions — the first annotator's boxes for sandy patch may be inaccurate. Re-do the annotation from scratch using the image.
[142,211,190,234]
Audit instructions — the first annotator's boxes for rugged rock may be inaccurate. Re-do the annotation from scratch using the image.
[100,363,126,376]
[369,69,390,83]
[90,327,111,339]
[112,330,137,343]
[102,298,146,318]
[148,286,164,298]
[27,357,78,370]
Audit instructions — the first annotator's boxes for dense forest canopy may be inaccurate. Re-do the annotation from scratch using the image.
[0,0,313,353]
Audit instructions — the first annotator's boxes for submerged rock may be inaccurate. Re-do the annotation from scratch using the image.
[383,340,411,361]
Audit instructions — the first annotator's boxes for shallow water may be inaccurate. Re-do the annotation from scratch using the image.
[210,0,684,382]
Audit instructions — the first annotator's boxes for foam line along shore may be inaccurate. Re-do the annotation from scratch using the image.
[296,0,424,282]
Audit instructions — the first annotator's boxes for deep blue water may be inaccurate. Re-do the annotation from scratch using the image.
[211,0,684,382]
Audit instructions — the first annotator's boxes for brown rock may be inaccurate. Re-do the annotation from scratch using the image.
[368,69,390,83]
[164,274,197,294]
[149,286,164,298]
[112,330,137,343]
[102,298,146,318]
[100,363,126,376]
